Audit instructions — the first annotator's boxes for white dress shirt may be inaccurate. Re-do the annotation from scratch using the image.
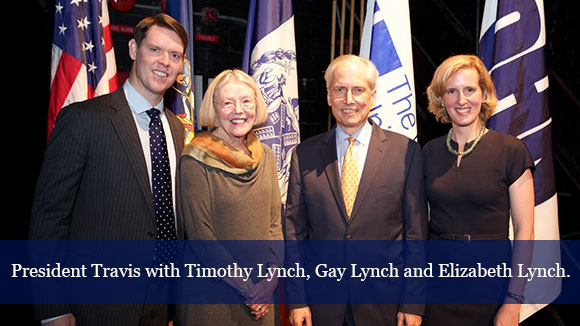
[123,81,178,210]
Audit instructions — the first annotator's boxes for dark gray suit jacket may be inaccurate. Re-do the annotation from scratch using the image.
[284,122,428,325]
[29,89,185,325]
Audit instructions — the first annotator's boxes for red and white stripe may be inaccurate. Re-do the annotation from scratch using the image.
[47,0,118,139]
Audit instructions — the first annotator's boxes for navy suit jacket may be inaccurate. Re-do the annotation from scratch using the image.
[284,122,428,325]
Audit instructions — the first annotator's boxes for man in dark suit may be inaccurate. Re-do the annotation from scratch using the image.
[284,54,428,326]
[29,14,188,326]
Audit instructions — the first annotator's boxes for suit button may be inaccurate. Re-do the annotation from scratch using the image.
[345,234,352,240]
[147,231,154,238]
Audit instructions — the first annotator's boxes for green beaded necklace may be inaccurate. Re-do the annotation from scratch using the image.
[445,123,487,157]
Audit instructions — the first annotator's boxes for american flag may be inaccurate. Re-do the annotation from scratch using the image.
[48,0,118,139]
[479,0,560,320]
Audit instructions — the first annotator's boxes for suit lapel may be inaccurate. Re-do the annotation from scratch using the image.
[108,90,156,217]
[350,123,389,220]
[320,130,349,220]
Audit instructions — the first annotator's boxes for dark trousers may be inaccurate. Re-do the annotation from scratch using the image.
[343,304,356,326]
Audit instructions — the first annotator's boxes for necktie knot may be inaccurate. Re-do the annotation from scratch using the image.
[146,108,161,122]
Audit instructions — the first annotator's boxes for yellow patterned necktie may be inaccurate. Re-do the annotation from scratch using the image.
[341,137,359,218]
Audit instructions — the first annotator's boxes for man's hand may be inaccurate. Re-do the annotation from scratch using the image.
[289,306,312,326]
[397,312,422,326]
[43,313,75,326]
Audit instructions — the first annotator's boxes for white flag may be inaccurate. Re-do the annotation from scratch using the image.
[242,0,300,204]
[360,0,417,141]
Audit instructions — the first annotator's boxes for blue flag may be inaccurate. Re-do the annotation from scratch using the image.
[165,0,196,144]
[242,0,300,204]
[479,0,560,320]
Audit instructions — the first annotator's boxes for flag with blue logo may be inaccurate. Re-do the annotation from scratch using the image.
[360,0,417,141]
[479,0,560,320]
[242,0,300,204]
[165,0,196,144]
[49,0,118,139]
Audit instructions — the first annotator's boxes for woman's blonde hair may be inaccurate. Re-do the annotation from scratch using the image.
[198,69,268,127]
[426,54,498,123]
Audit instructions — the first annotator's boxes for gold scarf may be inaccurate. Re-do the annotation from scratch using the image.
[182,131,263,175]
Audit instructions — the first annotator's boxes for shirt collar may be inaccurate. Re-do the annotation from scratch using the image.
[123,80,164,115]
[336,119,373,147]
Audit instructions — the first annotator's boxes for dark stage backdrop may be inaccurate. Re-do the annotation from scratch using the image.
[8,1,579,325]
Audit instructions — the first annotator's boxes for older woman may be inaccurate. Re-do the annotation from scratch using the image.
[179,69,283,325]
[422,55,534,326]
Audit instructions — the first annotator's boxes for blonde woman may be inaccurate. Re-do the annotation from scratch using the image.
[422,55,534,326]
[179,69,282,325]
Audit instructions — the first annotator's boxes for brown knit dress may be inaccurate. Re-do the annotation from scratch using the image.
[179,131,283,326]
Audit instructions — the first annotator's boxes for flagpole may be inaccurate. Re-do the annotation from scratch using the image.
[329,0,338,130]
[349,0,355,53]
[340,0,346,55]
[475,0,481,52]
[331,0,337,60]
[360,0,364,41]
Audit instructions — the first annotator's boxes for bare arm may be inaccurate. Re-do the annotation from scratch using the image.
[495,169,534,326]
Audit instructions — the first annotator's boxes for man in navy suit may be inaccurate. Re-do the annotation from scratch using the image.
[285,55,428,326]
[30,14,187,326]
